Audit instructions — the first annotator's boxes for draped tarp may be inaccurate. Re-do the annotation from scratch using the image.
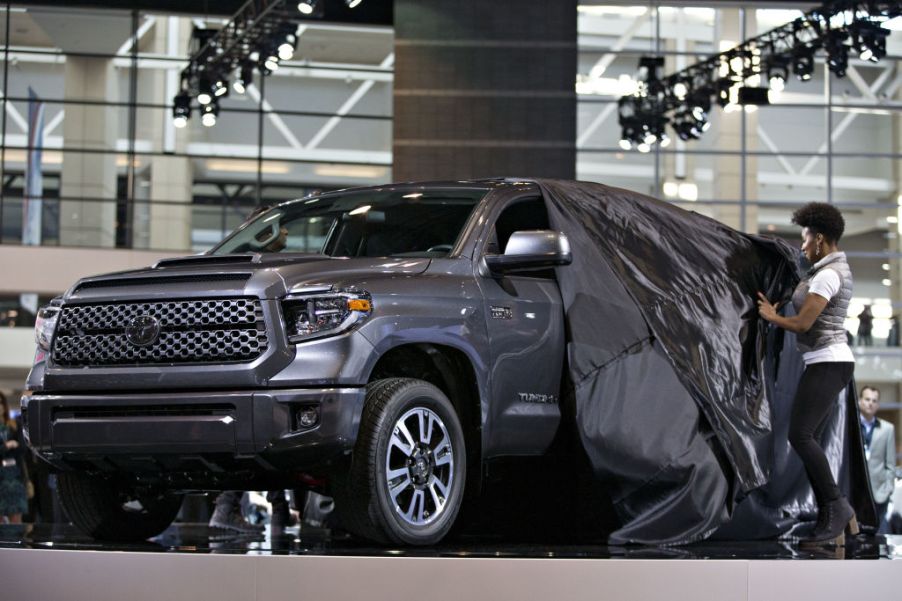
[710,305,877,540]
[531,178,871,544]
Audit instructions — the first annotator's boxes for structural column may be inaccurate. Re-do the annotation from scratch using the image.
[140,16,193,251]
[711,8,758,234]
[59,56,118,247]
[392,0,577,181]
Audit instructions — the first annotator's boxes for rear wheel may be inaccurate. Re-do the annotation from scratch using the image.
[57,472,183,542]
[336,378,466,545]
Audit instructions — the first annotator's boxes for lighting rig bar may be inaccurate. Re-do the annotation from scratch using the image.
[617,1,902,152]
[172,0,352,128]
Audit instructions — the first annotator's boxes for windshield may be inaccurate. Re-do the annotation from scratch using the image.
[211,188,488,258]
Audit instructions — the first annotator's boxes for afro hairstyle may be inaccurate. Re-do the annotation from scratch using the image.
[791,202,845,243]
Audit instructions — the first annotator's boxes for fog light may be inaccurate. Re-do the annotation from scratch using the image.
[297,406,319,428]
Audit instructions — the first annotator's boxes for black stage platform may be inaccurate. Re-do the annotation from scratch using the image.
[2,524,901,601]
[1,522,901,560]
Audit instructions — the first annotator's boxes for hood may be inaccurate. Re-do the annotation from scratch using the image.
[64,253,432,302]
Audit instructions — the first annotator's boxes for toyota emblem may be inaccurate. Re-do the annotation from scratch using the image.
[125,315,161,347]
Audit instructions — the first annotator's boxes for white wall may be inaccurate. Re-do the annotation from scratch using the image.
[0,245,184,295]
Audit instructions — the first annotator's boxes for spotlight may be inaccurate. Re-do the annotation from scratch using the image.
[262,43,280,72]
[689,89,711,119]
[659,134,671,148]
[346,0,363,7]
[618,138,632,151]
[197,76,214,105]
[298,0,316,15]
[201,102,219,127]
[853,21,888,62]
[765,55,789,91]
[637,142,651,153]
[212,75,229,98]
[792,45,814,81]
[277,25,298,61]
[673,81,689,100]
[715,79,732,108]
[825,30,849,77]
[172,92,191,128]
[233,63,253,94]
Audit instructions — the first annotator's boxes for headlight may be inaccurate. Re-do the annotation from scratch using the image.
[282,289,372,343]
[34,306,60,351]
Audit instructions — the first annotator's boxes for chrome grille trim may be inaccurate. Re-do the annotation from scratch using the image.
[52,298,268,367]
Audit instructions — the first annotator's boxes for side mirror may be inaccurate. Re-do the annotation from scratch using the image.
[483,230,572,275]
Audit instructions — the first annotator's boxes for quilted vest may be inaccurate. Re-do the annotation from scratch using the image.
[792,251,853,353]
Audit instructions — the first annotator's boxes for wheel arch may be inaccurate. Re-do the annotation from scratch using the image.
[367,342,483,474]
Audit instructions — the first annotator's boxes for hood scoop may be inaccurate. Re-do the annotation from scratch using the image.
[154,254,260,269]
[73,273,252,294]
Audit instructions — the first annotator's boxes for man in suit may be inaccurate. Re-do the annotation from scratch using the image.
[859,386,897,534]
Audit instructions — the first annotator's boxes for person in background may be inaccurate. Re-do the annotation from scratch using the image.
[857,305,873,347]
[858,386,896,534]
[887,314,900,347]
[0,392,29,524]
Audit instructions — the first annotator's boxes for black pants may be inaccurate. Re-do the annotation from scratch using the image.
[788,361,854,507]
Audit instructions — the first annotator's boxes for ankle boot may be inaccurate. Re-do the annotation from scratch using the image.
[801,497,858,546]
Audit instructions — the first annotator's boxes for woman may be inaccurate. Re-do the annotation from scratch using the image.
[0,391,28,524]
[757,202,857,546]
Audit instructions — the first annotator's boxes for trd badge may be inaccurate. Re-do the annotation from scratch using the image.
[125,315,161,347]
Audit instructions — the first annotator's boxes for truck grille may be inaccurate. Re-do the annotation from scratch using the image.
[52,298,268,367]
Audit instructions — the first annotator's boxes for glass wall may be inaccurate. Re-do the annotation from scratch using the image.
[577,4,902,364]
[0,5,392,253]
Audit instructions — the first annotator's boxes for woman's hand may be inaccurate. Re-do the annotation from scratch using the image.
[5,439,18,450]
[757,292,781,322]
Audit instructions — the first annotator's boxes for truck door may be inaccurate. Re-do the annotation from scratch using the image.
[475,196,565,458]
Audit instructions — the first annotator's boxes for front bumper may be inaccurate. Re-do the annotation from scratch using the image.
[22,387,365,477]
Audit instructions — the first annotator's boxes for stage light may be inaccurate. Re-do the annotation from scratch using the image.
[298,1,316,15]
[212,75,229,98]
[172,92,191,128]
[619,138,632,151]
[263,50,280,72]
[825,30,849,77]
[637,142,651,153]
[197,76,214,105]
[346,0,363,7]
[792,45,814,81]
[673,81,688,100]
[765,54,789,91]
[715,79,732,108]
[277,26,298,61]
[659,134,671,148]
[233,63,253,94]
[855,21,888,62]
[201,102,220,127]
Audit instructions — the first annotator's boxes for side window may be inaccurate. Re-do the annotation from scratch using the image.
[488,197,550,254]
[485,197,554,280]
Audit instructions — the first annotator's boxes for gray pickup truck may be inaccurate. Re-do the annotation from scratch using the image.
[23,179,574,545]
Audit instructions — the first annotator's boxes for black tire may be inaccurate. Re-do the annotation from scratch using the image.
[57,472,183,542]
[336,378,466,545]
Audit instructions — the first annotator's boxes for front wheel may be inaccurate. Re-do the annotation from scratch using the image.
[336,378,466,545]
[57,472,183,541]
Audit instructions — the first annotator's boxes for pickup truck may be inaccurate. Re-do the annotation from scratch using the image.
[23,179,574,545]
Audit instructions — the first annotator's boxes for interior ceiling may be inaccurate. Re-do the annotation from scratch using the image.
[6,0,393,24]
